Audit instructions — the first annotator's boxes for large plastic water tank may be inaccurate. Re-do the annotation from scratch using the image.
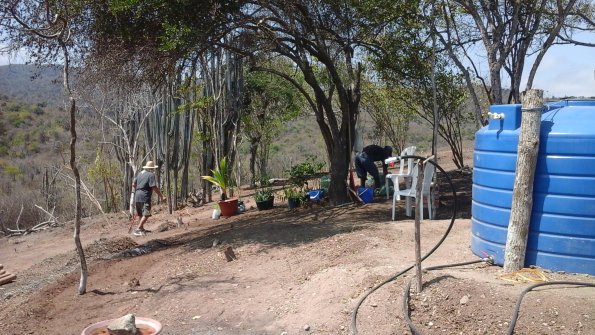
[472,100,595,275]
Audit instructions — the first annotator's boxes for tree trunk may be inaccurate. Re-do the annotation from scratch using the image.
[327,137,350,206]
[249,138,259,187]
[503,89,543,273]
[61,41,87,294]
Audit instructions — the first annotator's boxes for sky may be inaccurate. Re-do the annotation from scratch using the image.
[1,39,594,98]
[520,41,595,98]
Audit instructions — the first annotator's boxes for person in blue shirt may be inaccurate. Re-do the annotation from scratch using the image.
[355,145,393,190]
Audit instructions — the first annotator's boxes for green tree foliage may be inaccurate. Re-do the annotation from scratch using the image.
[409,67,471,169]
[233,0,422,204]
[88,149,122,212]
[243,61,303,186]
[360,79,415,154]
[90,0,241,85]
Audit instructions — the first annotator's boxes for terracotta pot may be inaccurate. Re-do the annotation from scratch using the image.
[256,196,274,211]
[218,198,238,217]
[81,317,162,335]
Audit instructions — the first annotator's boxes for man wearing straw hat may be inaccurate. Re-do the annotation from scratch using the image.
[131,161,166,236]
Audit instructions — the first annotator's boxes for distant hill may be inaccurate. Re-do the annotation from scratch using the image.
[0,64,64,107]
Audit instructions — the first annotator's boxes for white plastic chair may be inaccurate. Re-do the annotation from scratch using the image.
[391,162,435,221]
[384,146,417,200]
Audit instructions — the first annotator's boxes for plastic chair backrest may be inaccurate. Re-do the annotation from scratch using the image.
[399,146,417,175]
[421,163,435,194]
[404,161,434,195]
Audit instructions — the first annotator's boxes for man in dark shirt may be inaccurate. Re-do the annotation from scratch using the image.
[355,145,393,189]
[131,161,166,236]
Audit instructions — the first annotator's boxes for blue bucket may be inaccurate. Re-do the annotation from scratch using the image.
[308,189,325,201]
[357,187,373,204]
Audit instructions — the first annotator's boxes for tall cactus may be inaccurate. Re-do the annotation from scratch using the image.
[197,46,244,201]
[145,74,195,213]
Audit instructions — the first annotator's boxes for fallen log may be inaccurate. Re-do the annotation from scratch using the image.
[0,273,16,286]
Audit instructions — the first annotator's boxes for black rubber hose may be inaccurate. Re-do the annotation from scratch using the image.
[351,156,458,335]
[402,259,490,335]
[400,260,595,335]
[506,281,595,335]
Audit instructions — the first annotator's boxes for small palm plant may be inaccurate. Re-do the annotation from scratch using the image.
[202,157,232,200]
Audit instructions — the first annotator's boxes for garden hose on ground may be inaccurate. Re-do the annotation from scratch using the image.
[401,259,492,335]
[402,272,595,335]
[351,156,458,335]
[345,156,595,335]
[505,281,595,335]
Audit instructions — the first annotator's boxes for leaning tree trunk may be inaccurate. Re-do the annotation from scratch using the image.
[60,41,87,295]
[504,89,543,272]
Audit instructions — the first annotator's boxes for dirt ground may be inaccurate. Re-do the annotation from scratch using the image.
[0,157,594,335]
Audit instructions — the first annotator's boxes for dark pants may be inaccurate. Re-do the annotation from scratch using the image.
[135,202,152,217]
[355,152,380,188]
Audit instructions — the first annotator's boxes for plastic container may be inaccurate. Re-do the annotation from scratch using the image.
[308,189,325,201]
[357,187,373,204]
[472,100,595,275]
[320,176,330,192]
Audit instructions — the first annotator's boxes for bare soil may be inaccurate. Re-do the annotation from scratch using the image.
[0,160,593,335]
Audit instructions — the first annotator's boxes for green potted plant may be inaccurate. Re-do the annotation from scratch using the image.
[283,187,305,209]
[283,156,325,208]
[254,187,274,210]
[202,157,238,217]
[254,176,274,210]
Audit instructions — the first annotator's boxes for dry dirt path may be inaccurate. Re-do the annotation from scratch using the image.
[0,197,593,335]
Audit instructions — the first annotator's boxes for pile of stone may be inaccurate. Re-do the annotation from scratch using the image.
[107,314,138,335]
[0,264,16,286]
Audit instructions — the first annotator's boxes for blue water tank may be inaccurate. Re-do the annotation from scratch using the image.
[471,100,595,275]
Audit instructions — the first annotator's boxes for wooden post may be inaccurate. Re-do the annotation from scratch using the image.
[503,89,544,273]
[414,161,424,292]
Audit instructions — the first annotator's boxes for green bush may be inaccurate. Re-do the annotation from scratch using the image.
[286,155,325,188]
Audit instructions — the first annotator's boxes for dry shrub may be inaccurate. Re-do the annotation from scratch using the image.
[0,190,44,233]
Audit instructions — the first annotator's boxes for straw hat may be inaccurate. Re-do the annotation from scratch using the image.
[143,161,158,169]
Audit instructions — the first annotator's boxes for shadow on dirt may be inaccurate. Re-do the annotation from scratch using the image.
[114,169,472,260]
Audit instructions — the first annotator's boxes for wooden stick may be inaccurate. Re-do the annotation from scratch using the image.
[0,273,16,286]
[414,162,424,293]
[14,204,24,232]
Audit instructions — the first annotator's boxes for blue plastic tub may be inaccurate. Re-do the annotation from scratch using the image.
[358,187,373,204]
[308,189,325,202]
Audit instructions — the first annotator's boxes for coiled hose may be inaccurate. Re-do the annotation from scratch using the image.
[351,156,458,335]
[350,156,595,335]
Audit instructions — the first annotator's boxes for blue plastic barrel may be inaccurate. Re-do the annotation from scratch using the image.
[358,187,374,204]
[472,100,595,275]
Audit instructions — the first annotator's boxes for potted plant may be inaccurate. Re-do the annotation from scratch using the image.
[283,187,305,209]
[254,176,274,211]
[254,187,274,210]
[202,157,238,217]
[283,156,325,209]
